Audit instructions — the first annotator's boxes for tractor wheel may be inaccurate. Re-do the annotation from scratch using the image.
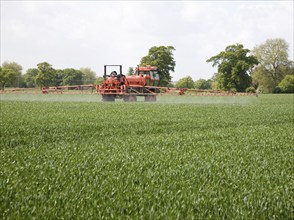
[123,96,129,102]
[129,95,137,102]
[102,95,115,102]
[123,95,137,102]
[144,95,156,102]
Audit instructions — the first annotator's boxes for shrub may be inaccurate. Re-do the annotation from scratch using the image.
[277,75,294,93]
[273,86,282,93]
[230,88,237,93]
[246,87,256,93]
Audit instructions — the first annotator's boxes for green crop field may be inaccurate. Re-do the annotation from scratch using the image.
[1,94,293,219]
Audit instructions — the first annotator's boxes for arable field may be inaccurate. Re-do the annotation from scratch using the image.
[1,94,293,219]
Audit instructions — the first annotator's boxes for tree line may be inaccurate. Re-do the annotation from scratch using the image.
[0,46,176,90]
[1,38,293,93]
[0,62,99,90]
[175,38,294,93]
[174,77,212,90]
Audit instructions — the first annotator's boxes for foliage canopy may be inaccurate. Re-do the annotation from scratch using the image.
[0,62,23,90]
[35,62,56,87]
[194,79,212,90]
[252,38,293,93]
[207,44,258,92]
[23,68,39,88]
[175,76,194,88]
[276,75,294,93]
[80,67,97,84]
[61,68,83,86]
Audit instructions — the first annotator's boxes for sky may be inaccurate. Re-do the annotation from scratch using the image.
[1,0,293,81]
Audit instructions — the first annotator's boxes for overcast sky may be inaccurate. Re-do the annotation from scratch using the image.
[1,0,293,81]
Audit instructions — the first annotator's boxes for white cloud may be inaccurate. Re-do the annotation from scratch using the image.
[1,1,293,80]
[180,2,213,23]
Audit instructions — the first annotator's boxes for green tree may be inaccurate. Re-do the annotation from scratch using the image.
[0,67,18,90]
[276,75,294,93]
[1,61,23,88]
[283,61,294,76]
[207,44,258,92]
[127,67,134,76]
[252,38,292,93]
[209,73,219,90]
[23,68,38,88]
[80,67,96,84]
[95,76,104,85]
[35,62,56,87]
[194,79,212,89]
[175,76,194,88]
[55,69,64,86]
[61,68,83,86]
[140,46,176,86]
[166,82,175,88]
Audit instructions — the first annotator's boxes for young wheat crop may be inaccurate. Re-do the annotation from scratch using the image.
[1,94,293,219]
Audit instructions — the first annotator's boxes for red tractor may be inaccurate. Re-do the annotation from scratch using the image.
[96,65,161,102]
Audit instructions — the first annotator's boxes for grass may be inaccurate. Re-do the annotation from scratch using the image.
[0,94,293,219]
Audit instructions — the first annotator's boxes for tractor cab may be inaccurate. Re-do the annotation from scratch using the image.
[103,65,124,80]
[135,65,160,86]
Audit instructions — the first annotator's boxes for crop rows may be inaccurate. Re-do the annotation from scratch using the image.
[1,94,293,219]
